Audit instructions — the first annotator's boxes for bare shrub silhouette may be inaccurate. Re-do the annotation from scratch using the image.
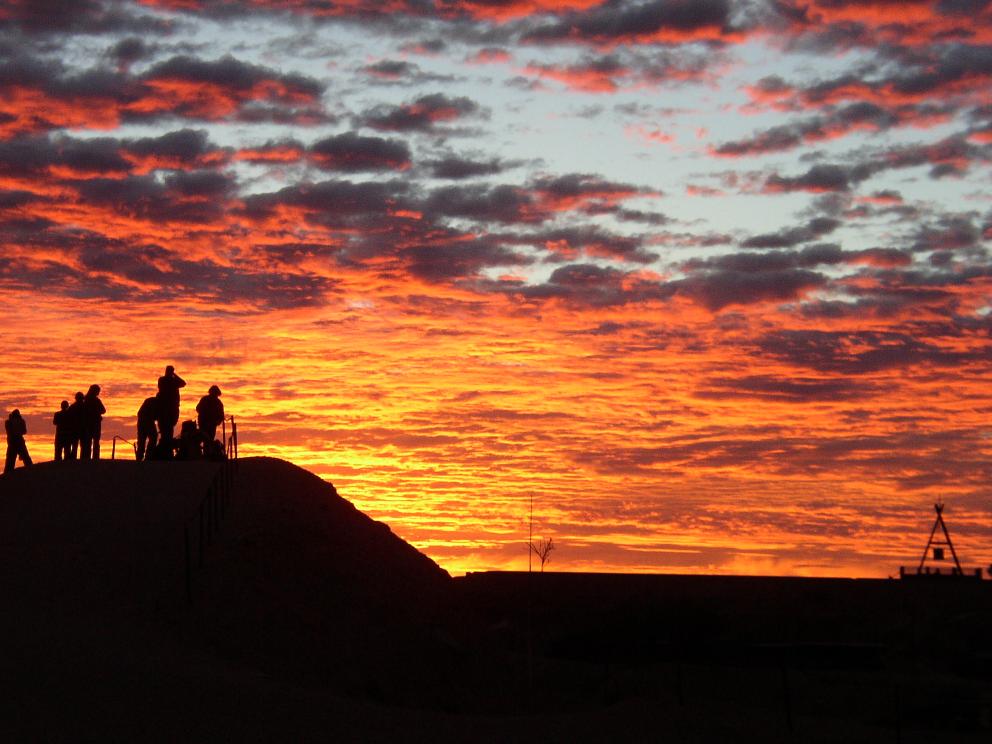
[530,537,555,572]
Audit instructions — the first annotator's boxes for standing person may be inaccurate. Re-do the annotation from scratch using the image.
[80,384,106,460]
[136,395,158,462]
[195,385,224,444]
[156,365,185,442]
[4,409,32,473]
[66,391,85,460]
[52,400,72,461]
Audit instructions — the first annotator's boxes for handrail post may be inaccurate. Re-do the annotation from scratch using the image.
[112,438,116,460]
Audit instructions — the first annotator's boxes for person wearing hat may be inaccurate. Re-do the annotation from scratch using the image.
[4,409,32,473]
[195,385,224,444]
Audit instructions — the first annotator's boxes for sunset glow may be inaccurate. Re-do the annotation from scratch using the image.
[2,0,991,577]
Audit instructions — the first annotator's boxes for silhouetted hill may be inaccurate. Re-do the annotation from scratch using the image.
[2,458,990,742]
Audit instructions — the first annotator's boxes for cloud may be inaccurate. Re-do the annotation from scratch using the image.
[71,170,236,224]
[523,0,741,46]
[521,47,713,92]
[358,93,481,132]
[740,218,841,248]
[400,240,532,281]
[359,59,457,85]
[425,155,508,179]
[757,328,992,374]
[0,0,171,35]
[135,54,324,120]
[669,268,827,311]
[309,132,412,172]
[696,374,876,402]
[714,103,903,156]
[504,224,657,263]
[764,163,862,193]
[0,50,327,134]
[0,229,336,309]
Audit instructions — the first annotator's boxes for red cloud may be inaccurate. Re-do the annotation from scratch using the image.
[234,144,305,164]
[521,63,625,93]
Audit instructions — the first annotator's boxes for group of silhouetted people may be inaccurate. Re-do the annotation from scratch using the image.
[3,365,226,473]
[50,384,106,462]
[6,383,106,472]
[137,366,225,461]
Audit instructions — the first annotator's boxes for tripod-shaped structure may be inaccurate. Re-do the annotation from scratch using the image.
[916,502,964,575]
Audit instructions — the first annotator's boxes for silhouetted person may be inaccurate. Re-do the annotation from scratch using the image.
[157,365,185,442]
[136,396,159,462]
[195,385,224,444]
[53,400,72,461]
[4,409,32,473]
[80,384,105,460]
[177,420,204,460]
[66,391,85,459]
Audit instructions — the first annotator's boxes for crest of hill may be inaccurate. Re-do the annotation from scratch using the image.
[0,456,450,617]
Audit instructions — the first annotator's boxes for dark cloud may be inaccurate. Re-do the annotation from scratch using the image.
[670,268,827,311]
[141,53,323,101]
[696,374,875,402]
[400,241,531,281]
[124,128,225,168]
[0,189,43,209]
[107,36,154,70]
[359,59,455,85]
[765,163,864,193]
[741,217,841,248]
[523,0,738,45]
[757,328,992,374]
[242,178,414,230]
[0,49,328,133]
[359,93,481,132]
[684,245,845,273]
[505,225,657,264]
[424,183,537,224]
[425,156,506,179]
[72,170,236,224]
[714,102,900,156]
[0,134,129,176]
[309,132,412,172]
[572,428,990,483]
[910,215,982,252]
[0,0,171,35]
[0,129,233,184]
[1,229,335,309]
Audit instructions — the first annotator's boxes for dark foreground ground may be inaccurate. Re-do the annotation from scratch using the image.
[1,458,989,742]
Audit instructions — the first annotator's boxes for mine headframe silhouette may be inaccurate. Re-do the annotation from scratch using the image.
[899,502,985,581]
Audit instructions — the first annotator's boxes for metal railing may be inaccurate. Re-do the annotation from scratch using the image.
[183,457,238,604]
[222,415,238,460]
[111,435,136,460]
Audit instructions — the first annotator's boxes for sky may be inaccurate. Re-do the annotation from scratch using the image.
[1,0,991,577]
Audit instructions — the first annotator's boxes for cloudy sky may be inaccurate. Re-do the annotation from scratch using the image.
[2,0,991,576]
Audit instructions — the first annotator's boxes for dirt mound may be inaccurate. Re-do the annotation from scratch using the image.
[0,457,456,703]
